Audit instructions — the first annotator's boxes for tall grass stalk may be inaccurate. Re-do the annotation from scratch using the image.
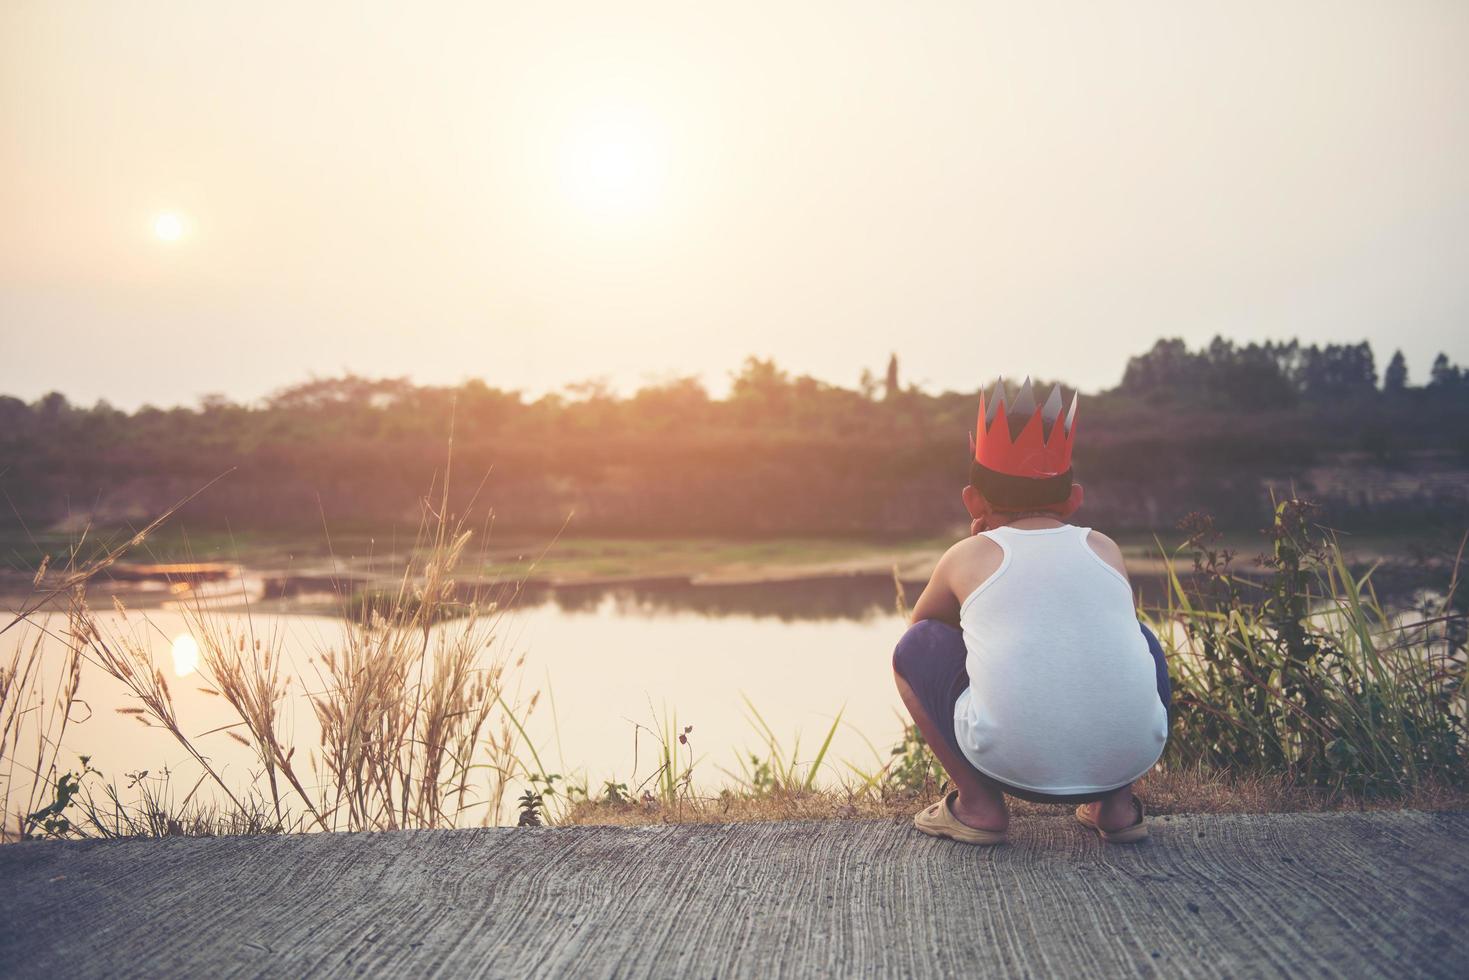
[725,695,844,795]
[37,456,552,835]
[0,618,83,840]
[2,480,225,840]
[641,705,695,809]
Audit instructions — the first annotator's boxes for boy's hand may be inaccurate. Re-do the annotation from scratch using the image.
[970,516,990,535]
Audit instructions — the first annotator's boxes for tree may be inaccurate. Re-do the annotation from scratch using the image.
[1383,350,1408,393]
[456,379,524,430]
[35,391,70,424]
[1118,337,1296,408]
[1430,353,1463,391]
[563,378,615,403]
[266,374,413,412]
[729,357,793,423]
[0,395,32,434]
[1119,338,1205,401]
[1294,342,1377,400]
[630,376,710,429]
[883,354,900,402]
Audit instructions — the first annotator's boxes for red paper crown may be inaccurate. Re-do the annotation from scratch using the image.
[969,377,1078,479]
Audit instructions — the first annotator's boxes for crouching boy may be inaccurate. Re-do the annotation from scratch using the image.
[893,378,1169,845]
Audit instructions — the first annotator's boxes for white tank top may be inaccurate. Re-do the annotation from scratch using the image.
[953,524,1168,794]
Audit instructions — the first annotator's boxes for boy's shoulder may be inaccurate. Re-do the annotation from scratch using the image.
[936,533,1005,599]
[943,531,1002,562]
[935,530,1005,566]
[1082,527,1128,576]
[941,525,1129,587]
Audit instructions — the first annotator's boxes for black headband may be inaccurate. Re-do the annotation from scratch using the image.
[968,461,1074,508]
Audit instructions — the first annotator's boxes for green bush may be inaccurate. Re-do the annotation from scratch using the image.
[1156,501,1467,796]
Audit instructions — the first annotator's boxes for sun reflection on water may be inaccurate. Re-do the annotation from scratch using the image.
[171,633,200,677]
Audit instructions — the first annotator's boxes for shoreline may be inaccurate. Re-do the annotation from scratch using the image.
[1,527,1449,613]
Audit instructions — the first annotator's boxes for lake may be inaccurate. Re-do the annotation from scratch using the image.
[5,572,919,825]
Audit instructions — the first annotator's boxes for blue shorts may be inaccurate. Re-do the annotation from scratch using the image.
[891,619,1170,804]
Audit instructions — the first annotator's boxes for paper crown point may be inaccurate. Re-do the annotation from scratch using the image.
[971,376,1078,479]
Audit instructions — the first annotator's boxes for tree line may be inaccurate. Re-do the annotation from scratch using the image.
[2,338,1467,535]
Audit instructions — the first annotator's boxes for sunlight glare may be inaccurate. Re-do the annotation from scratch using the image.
[171,633,200,677]
[153,212,186,243]
[557,108,669,219]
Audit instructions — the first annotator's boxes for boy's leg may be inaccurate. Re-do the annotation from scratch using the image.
[1078,784,1140,832]
[892,621,1009,832]
[1141,622,1171,710]
[1078,624,1167,831]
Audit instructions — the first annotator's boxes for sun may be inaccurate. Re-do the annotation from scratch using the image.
[556,108,669,219]
[152,211,186,243]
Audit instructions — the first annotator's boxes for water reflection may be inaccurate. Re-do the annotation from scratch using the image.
[505,572,1184,621]
[170,633,200,676]
[533,575,926,622]
[101,566,1190,622]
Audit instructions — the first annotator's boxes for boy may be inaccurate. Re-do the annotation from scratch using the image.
[893,378,1169,845]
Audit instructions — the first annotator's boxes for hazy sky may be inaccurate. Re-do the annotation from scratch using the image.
[3,1,1467,409]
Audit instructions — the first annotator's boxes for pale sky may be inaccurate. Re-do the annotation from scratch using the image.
[2,1,1467,409]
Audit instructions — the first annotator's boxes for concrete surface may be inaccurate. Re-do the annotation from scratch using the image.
[2,811,1466,978]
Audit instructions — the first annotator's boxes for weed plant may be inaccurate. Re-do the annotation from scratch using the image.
[1155,500,1467,796]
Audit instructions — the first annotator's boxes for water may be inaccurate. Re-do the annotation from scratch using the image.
[13,559,1441,827]
[6,576,914,823]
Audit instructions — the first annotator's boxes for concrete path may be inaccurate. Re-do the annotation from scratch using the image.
[3,811,1466,978]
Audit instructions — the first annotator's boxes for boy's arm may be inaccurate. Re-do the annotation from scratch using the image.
[907,536,1000,626]
[908,546,963,625]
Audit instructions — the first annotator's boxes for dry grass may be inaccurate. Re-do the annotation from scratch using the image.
[4,454,560,839]
[0,617,83,839]
[64,765,297,838]
[2,477,235,840]
[62,473,550,834]
[562,767,1469,828]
